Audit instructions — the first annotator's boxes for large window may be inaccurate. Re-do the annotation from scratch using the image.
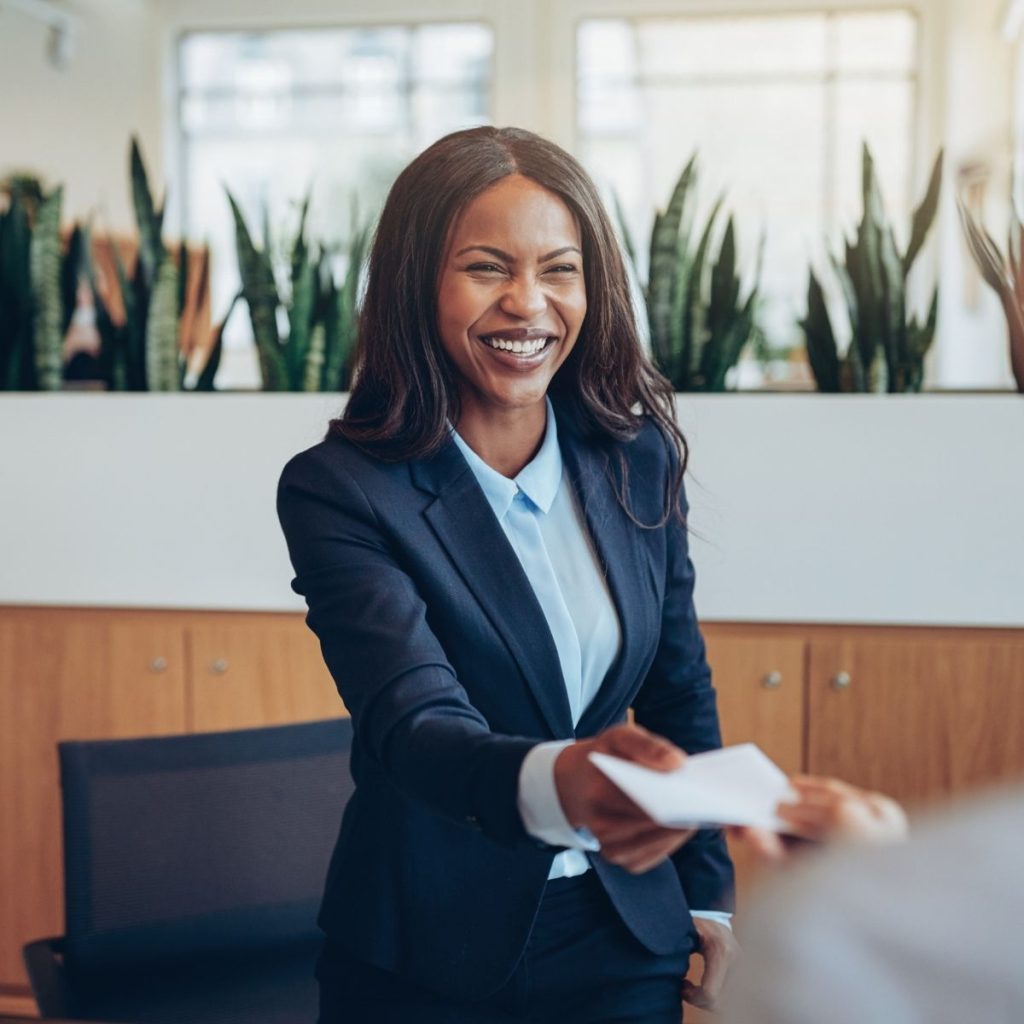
[177,23,493,386]
[577,10,920,364]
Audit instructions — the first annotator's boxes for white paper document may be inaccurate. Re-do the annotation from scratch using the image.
[589,743,797,832]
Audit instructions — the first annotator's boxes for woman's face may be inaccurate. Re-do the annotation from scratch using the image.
[436,174,587,421]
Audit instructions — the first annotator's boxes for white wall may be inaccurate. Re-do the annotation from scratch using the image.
[1,395,1022,627]
[0,0,162,233]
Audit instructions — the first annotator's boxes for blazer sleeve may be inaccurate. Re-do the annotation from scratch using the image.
[277,449,536,847]
[630,480,736,914]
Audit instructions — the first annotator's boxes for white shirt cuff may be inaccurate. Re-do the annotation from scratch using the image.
[691,910,733,930]
[517,740,601,850]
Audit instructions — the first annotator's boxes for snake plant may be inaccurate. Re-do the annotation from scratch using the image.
[83,138,222,391]
[0,177,72,390]
[956,195,1024,393]
[227,188,369,391]
[802,144,943,393]
[618,155,763,391]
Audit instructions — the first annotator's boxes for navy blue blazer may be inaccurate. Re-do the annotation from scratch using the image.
[276,403,734,1000]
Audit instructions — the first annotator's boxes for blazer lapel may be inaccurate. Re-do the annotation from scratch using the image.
[411,440,575,739]
[557,415,657,736]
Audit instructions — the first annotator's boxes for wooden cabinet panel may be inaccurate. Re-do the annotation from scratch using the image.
[807,635,1024,810]
[701,627,807,923]
[0,609,187,993]
[703,629,806,774]
[186,614,343,733]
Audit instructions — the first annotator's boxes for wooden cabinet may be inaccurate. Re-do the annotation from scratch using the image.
[2,609,1024,1011]
[807,633,1024,808]
[0,606,344,1005]
[187,616,341,732]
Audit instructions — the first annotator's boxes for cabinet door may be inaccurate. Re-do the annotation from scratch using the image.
[187,614,344,733]
[700,628,807,940]
[807,634,1024,809]
[0,609,187,993]
[703,630,806,774]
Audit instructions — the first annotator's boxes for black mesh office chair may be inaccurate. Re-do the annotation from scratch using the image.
[23,717,354,1024]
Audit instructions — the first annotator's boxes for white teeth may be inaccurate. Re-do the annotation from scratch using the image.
[483,336,551,355]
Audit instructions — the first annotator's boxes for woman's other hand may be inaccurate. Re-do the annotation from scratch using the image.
[682,916,740,1011]
[554,723,695,873]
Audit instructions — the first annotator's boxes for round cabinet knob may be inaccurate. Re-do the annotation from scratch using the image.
[761,670,783,690]
[831,671,852,691]
[149,656,168,673]
[210,658,229,675]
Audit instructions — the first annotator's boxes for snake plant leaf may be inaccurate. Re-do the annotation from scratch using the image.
[302,321,326,392]
[867,342,889,393]
[177,241,189,317]
[841,327,867,392]
[905,287,939,390]
[957,197,1011,295]
[958,196,1024,390]
[829,253,859,344]
[903,149,943,274]
[227,189,287,390]
[106,237,144,389]
[287,195,313,390]
[709,216,740,328]
[801,269,841,392]
[288,247,316,391]
[29,186,65,390]
[193,291,239,392]
[61,224,84,335]
[130,137,164,287]
[679,197,723,387]
[0,193,33,389]
[878,222,905,390]
[647,154,697,368]
[1007,216,1024,303]
[145,258,180,391]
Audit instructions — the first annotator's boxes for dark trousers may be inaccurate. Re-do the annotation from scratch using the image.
[317,870,693,1023]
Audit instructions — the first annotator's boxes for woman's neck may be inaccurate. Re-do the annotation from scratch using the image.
[454,400,547,478]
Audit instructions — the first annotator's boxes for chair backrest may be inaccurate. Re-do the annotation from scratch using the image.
[58,717,354,974]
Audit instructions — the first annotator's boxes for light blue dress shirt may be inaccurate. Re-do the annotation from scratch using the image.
[451,400,731,926]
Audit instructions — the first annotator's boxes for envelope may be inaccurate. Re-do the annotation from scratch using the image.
[589,743,797,832]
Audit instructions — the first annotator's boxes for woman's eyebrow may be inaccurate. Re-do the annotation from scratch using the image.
[453,245,583,261]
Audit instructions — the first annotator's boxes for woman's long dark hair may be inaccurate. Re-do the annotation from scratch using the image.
[330,125,687,525]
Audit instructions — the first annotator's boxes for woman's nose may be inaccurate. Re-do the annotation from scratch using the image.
[499,276,547,318]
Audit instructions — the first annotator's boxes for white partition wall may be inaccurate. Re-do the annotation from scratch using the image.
[1,394,1022,626]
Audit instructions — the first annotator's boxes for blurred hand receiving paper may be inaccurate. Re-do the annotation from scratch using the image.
[589,744,797,832]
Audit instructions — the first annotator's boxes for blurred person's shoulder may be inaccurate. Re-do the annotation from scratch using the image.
[722,785,1024,1024]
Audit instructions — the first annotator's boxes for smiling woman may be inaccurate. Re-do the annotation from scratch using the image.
[277,126,736,1024]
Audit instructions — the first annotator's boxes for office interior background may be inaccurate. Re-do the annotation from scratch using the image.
[1,0,1023,1018]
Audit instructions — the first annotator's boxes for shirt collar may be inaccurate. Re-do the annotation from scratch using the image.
[450,397,563,520]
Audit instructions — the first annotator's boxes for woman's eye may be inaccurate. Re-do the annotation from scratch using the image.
[546,264,580,275]
[467,262,504,274]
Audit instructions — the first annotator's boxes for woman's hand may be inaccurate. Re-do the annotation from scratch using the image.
[554,723,695,873]
[682,917,740,1011]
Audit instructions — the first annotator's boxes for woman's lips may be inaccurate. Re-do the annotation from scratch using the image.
[476,332,557,366]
